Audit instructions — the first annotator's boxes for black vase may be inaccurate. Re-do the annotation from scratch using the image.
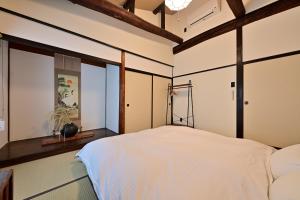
[60,123,78,138]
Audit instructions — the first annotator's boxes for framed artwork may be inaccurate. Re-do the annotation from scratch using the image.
[55,69,81,120]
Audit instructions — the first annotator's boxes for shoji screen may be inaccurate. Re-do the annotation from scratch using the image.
[244,54,300,148]
[153,76,171,128]
[125,71,152,133]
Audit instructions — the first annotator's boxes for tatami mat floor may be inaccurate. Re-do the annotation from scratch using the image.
[27,176,97,200]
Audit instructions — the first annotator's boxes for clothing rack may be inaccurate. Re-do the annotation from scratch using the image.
[166,80,194,128]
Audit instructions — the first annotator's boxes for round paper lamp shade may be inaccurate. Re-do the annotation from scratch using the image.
[165,0,192,11]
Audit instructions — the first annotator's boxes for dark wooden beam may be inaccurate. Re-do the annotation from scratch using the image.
[236,27,243,138]
[173,0,300,54]
[69,0,183,44]
[119,51,125,134]
[123,0,135,13]
[153,2,166,29]
[153,2,164,15]
[226,0,245,18]
[161,3,166,29]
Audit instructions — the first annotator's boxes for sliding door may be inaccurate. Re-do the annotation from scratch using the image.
[125,71,152,133]
[153,76,171,128]
[244,54,300,148]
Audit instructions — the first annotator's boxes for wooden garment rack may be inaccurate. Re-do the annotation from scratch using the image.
[166,80,194,128]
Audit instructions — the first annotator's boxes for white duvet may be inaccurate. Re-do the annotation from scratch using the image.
[77,126,275,200]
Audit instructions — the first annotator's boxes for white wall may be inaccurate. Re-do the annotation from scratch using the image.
[242,6,300,147]
[171,0,235,40]
[0,0,174,65]
[0,40,8,148]
[174,67,236,137]
[172,0,236,137]
[174,31,236,76]
[106,65,119,133]
[10,50,107,141]
[244,6,300,61]
[125,52,173,77]
[81,64,106,131]
[173,0,300,141]
[10,49,55,141]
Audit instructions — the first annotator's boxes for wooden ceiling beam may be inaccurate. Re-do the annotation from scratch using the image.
[226,0,245,18]
[69,0,183,44]
[123,0,135,13]
[153,2,166,29]
[173,0,300,54]
[153,2,165,15]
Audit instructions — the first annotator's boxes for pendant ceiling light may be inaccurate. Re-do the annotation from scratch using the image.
[165,0,192,11]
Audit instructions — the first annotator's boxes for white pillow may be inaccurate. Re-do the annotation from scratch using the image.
[269,171,300,200]
[271,144,300,179]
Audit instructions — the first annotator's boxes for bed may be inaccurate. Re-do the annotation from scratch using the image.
[77,126,276,200]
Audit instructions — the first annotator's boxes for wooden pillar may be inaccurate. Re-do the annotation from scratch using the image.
[119,51,125,134]
[236,27,243,138]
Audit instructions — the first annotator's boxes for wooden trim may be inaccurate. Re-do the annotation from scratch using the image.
[173,0,300,54]
[0,7,174,68]
[7,42,10,142]
[226,0,245,18]
[68,0,183,44]
[119,51,125,134]
[151,75,153,128]
[243,50,300,65]
[236,27,243,138]
[173,64,235,78]
[125,67,172,79]
[171,78,173,124]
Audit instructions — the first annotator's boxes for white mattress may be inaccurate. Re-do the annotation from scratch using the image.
[77,126,275,200]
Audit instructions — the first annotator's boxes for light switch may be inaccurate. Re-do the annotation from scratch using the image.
[0,120,5,131]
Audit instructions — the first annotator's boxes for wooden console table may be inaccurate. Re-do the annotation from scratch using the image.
[41,131,95,146]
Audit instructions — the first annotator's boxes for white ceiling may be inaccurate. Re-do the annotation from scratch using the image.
[109,0,279,16]
[108,0,176,14]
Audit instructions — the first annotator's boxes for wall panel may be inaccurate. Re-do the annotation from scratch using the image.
[10,49,54,141]
[81,63,106,131]
[125,53,172,77]
[106,65,119,133]
[244,6,300,61]
[0,11,121,63]
[174,31,236,76]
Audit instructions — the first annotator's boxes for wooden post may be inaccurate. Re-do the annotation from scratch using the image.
[119,51,125,134]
